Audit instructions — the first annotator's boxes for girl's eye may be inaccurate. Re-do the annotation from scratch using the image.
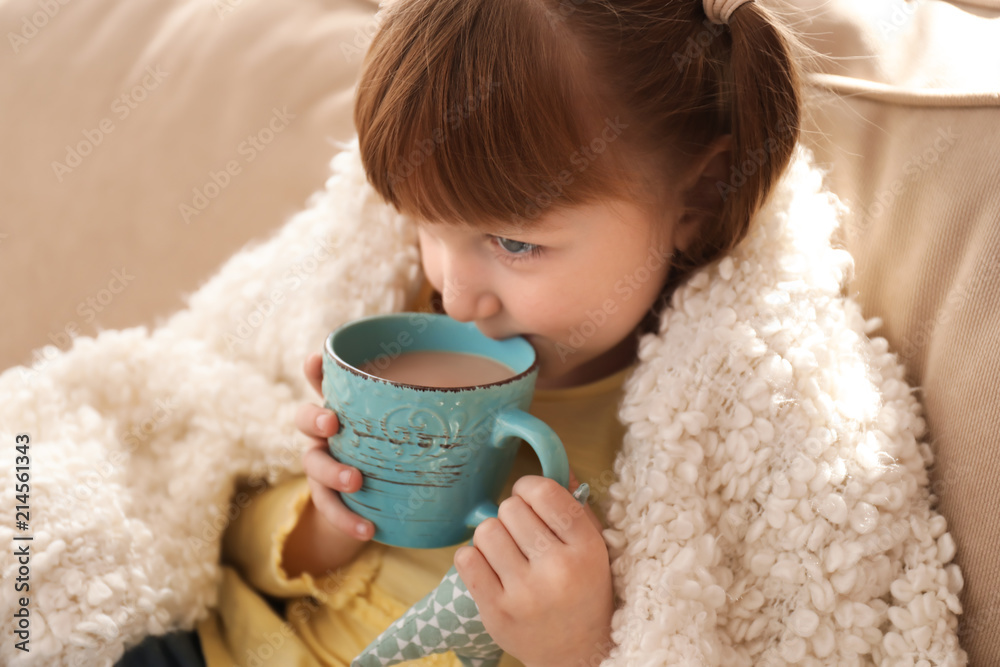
[490,235,543,264]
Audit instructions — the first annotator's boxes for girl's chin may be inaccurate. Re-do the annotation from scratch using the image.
[531,345,583,387]
[525,335,590,378]
[524,335,550,365]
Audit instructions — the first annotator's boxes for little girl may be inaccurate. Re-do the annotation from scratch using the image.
[158,1,964,666]
[289,0,797,663]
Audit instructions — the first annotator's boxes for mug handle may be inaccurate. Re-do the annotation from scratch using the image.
[464,408,570,530]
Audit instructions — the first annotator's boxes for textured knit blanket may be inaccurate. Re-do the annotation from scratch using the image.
[0,139,967,666]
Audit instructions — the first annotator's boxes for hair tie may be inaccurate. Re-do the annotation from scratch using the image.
[703,0,754,25]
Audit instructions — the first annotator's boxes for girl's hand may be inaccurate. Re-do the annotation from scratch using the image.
[454,471,615,667]
[295,353,375,541]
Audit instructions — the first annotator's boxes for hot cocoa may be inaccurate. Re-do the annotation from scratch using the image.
[361,350,516,388]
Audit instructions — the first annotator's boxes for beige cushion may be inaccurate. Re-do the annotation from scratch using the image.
[788,0,1000,661]
[0,0,379,370]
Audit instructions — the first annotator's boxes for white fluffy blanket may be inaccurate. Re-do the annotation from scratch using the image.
[0,139,966,666]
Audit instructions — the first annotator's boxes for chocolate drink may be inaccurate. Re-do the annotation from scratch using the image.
[360,350,517,388]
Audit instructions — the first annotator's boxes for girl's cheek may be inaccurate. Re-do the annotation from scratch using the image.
[417,239,443,291]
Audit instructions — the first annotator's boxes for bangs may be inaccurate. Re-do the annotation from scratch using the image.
[354,0,647,231]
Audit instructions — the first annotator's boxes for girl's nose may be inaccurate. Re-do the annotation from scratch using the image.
[440,278,501,324]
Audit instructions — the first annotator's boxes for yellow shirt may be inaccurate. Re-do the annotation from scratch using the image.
[197,281,635,667]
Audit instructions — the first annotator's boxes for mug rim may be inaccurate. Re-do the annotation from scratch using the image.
[324,313,540,393]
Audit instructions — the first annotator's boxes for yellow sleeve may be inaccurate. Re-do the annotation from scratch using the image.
[221,475,343,600]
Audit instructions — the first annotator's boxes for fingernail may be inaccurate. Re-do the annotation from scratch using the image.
[316,414,332,432]
[356,522,369,538]
[339,470,352,486]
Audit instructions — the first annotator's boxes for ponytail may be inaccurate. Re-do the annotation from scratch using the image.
[637,0,803,336]
[709,2,801,261]
[657,1,802,280]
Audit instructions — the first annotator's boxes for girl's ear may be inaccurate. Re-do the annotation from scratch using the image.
[672,135,733,254]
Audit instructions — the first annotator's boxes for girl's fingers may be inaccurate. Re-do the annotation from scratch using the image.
[300,354,372,539]
[304,353,324,397]
[455,545,503,602]
[472,517,528,588]
[496,495,558,559]
[296,402,340,440]
[306,476,373,540]
[302,443,361,494]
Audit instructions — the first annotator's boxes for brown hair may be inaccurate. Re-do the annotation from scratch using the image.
[354,0,801,332]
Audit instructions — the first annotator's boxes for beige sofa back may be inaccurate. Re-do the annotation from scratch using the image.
[793,0,1000,661]
[0,0,380,371]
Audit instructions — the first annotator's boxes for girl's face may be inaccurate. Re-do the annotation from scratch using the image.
[417,198,691,389]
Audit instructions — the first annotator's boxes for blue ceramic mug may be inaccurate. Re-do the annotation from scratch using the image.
[322,313,569,548]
